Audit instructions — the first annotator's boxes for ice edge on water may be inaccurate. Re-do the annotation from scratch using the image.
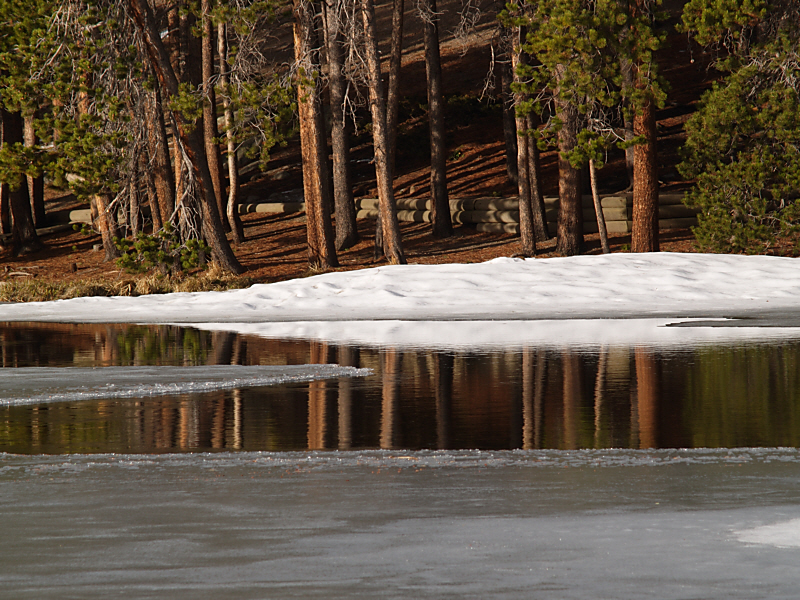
[0,365,372,407]
[2,447,799,474]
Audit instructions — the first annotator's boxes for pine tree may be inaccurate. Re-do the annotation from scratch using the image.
[680,0,800,253]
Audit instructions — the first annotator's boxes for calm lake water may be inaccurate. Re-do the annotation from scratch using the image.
[3,321,800,453]
[4,321,800,599]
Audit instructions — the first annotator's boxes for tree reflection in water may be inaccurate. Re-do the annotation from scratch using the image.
[4,322,800,453]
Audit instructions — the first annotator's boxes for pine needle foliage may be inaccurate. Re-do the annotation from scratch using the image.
[680,0,800,253]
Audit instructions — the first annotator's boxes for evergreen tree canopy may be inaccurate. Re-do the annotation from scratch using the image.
[680,0,800,253]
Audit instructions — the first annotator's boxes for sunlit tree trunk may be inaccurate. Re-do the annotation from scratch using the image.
[630,0,659,253]
[361,0,405,264]
[322,0,359,250]
[554,88,583,256]
[526,113,549,242]
[202,0,228,232]
[145,83,176,228]
[589,159,610,253]
[511,28,536,256]
[632,96,659,252]
[23,115,45,228]
[218,21,245,244]
[293,0,339,269]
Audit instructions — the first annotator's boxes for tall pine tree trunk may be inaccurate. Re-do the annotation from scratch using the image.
[145,83,176,227]
[361,0,405,264]
[128,0,244,274]
[218,21,244,244]
[630,0,659,252]
[92,193,120,262]
[386,0,405,174]
[202,0,228,232]
[632,96,659,252]
[589,158,610,253]
[322,0,359,251]
[23,115,45,228]
[421,0,452,238]
[499,43,518,185]
[375,0,406,260]
[0,184,9,237]
[293,0,339,269]
[1,110,42,255]
[554,94,583,256]
[526,113,549,241]
[511,27,535,256]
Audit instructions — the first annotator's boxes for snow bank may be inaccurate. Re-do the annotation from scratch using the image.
[2,253,800,323]
[2,253,800,349]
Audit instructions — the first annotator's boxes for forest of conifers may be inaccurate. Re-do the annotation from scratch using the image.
[0,0,798,276]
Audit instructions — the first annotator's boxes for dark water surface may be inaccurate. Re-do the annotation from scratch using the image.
[3,321,800,454]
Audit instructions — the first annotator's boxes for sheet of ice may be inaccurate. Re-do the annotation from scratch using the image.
[192,318,800,351]
[0,365,370,406]
[4,449,800,599]
[736,518,800,548]
[2,253,800,325]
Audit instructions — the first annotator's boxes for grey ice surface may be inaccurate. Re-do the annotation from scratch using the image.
[0,365,371,406]
[3,449,800,599]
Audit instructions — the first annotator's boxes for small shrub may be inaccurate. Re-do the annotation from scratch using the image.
[114,223,210,274]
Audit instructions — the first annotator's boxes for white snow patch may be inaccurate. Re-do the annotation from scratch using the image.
[1,253,800,349]
[736,519,800,548]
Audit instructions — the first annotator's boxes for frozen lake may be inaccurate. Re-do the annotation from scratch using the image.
[3,321,800,598]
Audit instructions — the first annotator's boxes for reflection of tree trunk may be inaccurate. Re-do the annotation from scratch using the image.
[232,389,243,449]
[593,347,607,448]
[562,350,581,449]
[231,335,246,365]
[634,348,658,448]
[211,396,225,448]
[308,341,334,450]
[522,348,534,449]
[337,346,359,449]
[380,348,401,449]
[210,331,236,365]
[534,350,546,448]
[434,353,453,449]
